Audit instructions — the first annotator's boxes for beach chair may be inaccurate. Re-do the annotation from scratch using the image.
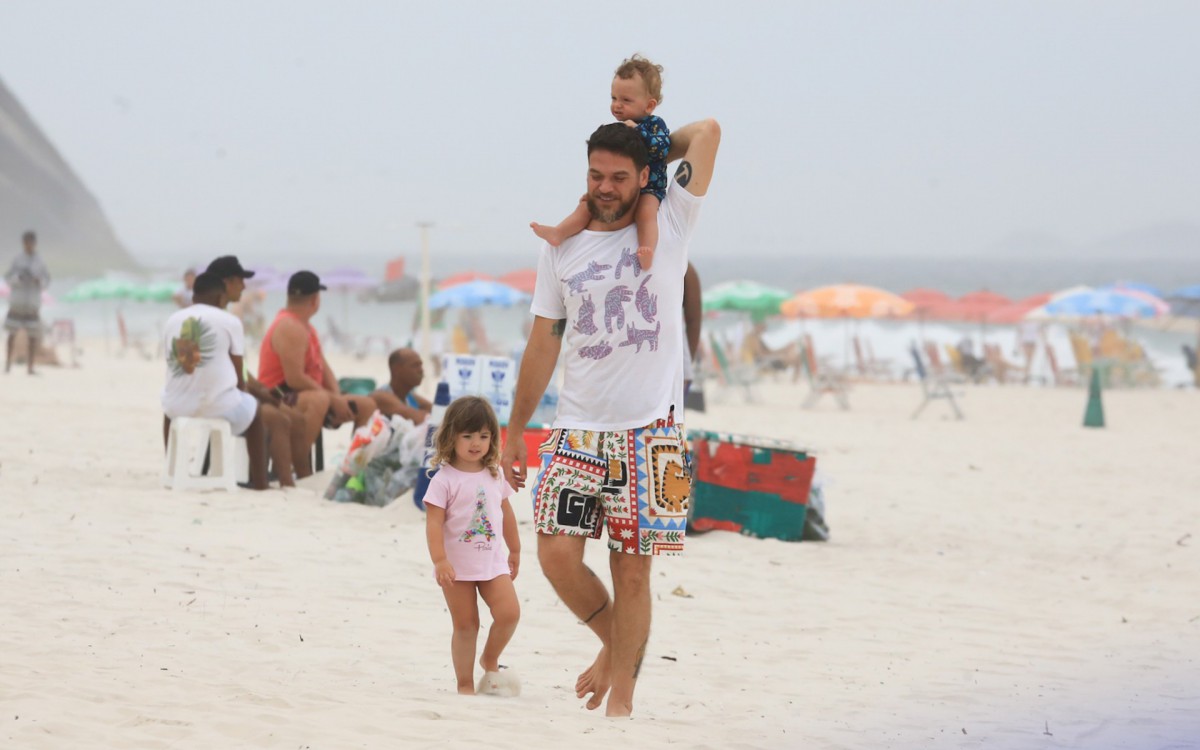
[983,343,1021,384]
[116,310,152,360]
[909,344,963,420]
[800,336,849,410]
[1044,344,1078,387]
[708,334,759,402]
[852,336,891,381]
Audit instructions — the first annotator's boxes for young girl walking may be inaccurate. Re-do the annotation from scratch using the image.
[424,395,522,696]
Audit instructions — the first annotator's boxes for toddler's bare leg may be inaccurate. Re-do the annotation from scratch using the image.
[442,581,482,694]
[634,195,660,270]
[477,575,520,672]
[531,196,590,247]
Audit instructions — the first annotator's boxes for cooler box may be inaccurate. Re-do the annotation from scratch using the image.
[481,356,515,423]
[687,430,819,542]
[440,355,516,423]
[441,354,483,400]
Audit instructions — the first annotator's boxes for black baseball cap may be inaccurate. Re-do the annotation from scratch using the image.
[205,255,256,279]
[192,272,227,296]
[288,270,327,295]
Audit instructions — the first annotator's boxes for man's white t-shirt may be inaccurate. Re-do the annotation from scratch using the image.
[530,180,703,431]
[161,304,247,419]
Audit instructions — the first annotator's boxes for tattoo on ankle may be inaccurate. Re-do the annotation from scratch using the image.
[674,161,693,187]
[633,639,648,679]
[582,599,608,625]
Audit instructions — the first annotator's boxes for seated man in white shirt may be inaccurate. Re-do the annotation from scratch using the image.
[161,272,268,489]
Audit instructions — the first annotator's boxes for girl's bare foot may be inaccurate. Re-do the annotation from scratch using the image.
[530,222,566,247]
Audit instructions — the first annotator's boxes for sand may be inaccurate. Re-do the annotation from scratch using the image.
[1,349,1198,749]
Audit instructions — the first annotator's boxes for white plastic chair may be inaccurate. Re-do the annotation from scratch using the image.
[163,417,239,492]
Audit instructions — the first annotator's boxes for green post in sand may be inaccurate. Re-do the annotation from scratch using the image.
[1083,368,1105,428]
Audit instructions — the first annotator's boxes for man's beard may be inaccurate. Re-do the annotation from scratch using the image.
[586,192,637,225]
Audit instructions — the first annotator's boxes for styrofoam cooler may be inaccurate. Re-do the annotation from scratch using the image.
[481,356,515,423]
[441,354,483,400]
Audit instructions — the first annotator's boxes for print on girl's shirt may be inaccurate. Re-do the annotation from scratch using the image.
[459,486,497,549]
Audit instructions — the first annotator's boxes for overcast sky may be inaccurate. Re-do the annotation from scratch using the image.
[1,1,1197,270]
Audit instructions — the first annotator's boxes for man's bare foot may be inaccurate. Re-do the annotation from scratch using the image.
[605,696,633,718]
[576,646,611,710]
[530,222,566,247]
[636,246,654,270]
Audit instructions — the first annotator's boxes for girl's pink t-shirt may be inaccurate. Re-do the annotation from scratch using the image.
[424,464,514,581]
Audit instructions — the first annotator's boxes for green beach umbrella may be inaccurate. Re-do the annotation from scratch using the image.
[64,277,140,302]
[129,280,180,303]
[702,280,791,321]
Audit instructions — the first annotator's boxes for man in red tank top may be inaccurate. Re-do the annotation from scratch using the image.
[258,271,376,477]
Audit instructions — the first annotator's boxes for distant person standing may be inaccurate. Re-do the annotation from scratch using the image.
[5,231,50,375]
[173,268,196,308]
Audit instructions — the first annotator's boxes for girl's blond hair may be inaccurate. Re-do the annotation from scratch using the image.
[428,395,501,478]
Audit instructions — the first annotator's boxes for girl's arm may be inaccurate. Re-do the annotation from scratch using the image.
[426,505,456,587]
[500,498,521,580]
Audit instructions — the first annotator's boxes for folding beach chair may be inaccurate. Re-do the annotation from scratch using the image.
[1044,343,1078,387]
[800,335,849,410]
[852,336,891,381]
[910,344,963,420]
[708,334,759,402]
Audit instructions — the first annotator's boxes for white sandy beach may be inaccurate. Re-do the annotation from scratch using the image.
[2,348,1198,749]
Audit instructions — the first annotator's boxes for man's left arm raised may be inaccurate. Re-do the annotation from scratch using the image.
[663,118,721,197]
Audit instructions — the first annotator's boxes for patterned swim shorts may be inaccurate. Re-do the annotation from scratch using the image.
[531,412,690,555]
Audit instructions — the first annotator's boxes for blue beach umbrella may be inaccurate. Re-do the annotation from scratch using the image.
[1167,284,1200,318]
[1102,281,1164,298]
[1042,288,1162,319]
[428,280,529,310]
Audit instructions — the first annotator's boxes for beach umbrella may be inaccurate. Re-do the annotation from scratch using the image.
[318,267,378,335]
[924,290,1011,325]
[702,280,791,320]
[1040,288,1163,319]
[129,280,181,303]
[781,284,913,319]
[1100,286,1170,316]
[1166,284,1200,318]
[985,293,1053,325]
[321,267,377,290]
[498,268,538,294]
[246,266,286,291]
[64,277,139,302]
[438,271,495,289]
[1103,281,1164,298]
[900,288,951,317]
[428,279,529,310]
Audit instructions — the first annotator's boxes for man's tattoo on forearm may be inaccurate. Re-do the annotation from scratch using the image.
[551,319,566,338]
[674,161,693,187]
[632,639,648,679]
